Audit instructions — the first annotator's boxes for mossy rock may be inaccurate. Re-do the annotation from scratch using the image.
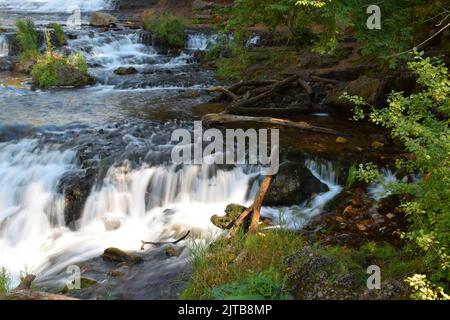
[211,204,247,229]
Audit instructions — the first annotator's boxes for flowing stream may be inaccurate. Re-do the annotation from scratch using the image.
[0,3,343,295]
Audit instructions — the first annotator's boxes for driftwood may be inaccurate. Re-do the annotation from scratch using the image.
[209,80,277,102]
[203,113,346,136]
[208,75,311,111]
[140,230,191,251]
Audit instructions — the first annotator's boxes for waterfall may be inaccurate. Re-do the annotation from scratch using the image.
[0,137,255,286]
[186,33,217,51]
[0,35,8,57]
[0,0,114,12]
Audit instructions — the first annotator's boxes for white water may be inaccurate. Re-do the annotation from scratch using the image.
[0,35,8,57]
[0,139,257,287]
[0,0,113,12]
[186,33,217,51]
[0,135,342,288]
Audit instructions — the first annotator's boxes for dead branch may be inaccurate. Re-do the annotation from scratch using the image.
[249,175,274,233]
[140,230,191,250]
[209,80,277,102]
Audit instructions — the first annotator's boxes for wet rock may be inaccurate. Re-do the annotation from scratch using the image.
[264,161,329,206]
[211,203,247,229]
[335,137,348,144]
[165,246,185,257]
[89,12,118,27]
[53,63,96,87]
[61,277,98,294]
[107,269,125,278]
[114,66,138,75]
[371,141,384,149]
[326,75,386,114]
[319,66,364,82]
[119,0,158,10]
[102,248,143,264]
[57,170,94,228]
[0,56,18,71]
[285,246,359,299]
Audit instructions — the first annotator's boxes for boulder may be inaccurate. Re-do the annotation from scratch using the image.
[264,161,329,206]
[326,75,386,113]
[211,203,247,229]
[52,63,95,87]
[0,56,18,71]
[89,12,118,27]
[102,247,143,264]
[57,170,94,228]
[285,246,359,299]
[114,66,138,75]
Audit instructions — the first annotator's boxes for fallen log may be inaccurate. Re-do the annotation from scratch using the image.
[209,80,277,102]
[203,113,346,136]
[140,230,191,251]
[310,75,341,85]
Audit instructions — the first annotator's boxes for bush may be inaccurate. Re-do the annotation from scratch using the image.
[345,52,450,298]
[15,18,38,60]
[143,12,186,49]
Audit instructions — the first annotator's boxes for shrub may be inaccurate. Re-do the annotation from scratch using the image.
[344,52,450,298]
[143,12,186,49]
[15,18,38,60]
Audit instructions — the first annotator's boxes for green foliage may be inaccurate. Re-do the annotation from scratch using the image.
[346,164,357,188]
[346,52,450,298]
[211,267,291,300]
[15,18,38,60]
[51,23,66,46]
[0,267,11,297]
[354,162,382,184]
[143,12,186,48]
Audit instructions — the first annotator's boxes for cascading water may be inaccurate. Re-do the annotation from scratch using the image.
[0,34,8,57]
[0,0,113,12]
[186,33,217,51]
